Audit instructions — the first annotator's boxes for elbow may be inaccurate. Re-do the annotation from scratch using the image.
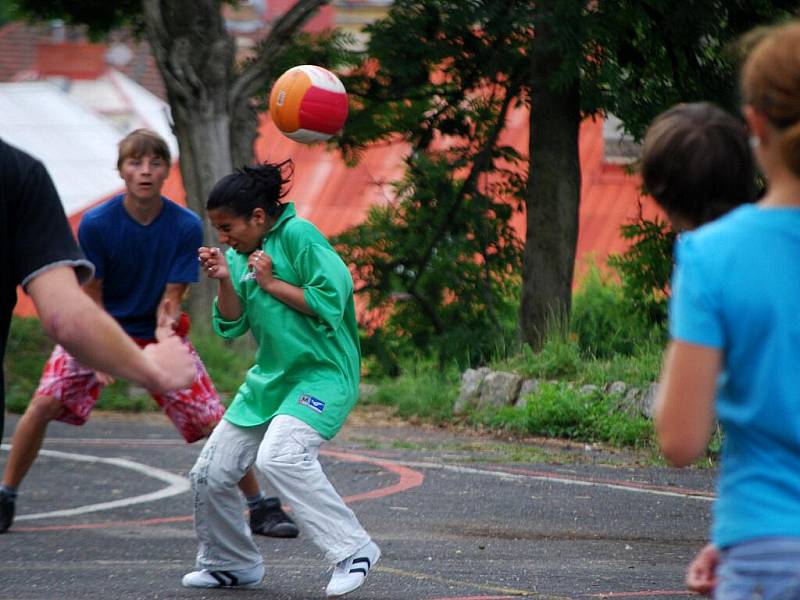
[40,310,85,348]
[656,425,704,467]
[659,440,700,468]
[38,291,97,348]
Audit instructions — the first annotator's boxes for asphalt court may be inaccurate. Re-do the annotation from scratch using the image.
[0,411,716,599]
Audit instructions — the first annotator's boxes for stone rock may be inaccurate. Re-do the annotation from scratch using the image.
[638,382,659,418]
[605,381,627,396]
[454,367,491,414]
[579,384,600,396]
[615,386,643,416]
[478,371,523,409]
[359,383,378,400]
[514,378,540,409]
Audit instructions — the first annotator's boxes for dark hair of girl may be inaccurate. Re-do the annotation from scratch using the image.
[207,160,294,217]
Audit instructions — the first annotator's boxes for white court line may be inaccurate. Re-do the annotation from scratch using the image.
[382,459,715,502]
[0,444,190,521]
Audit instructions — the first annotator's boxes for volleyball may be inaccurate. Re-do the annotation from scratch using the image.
[269,65,349,143]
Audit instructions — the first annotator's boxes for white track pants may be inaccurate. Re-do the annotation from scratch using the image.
[189,415,371,570]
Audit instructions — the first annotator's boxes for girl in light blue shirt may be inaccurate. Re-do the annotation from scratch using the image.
[649,21,800,600]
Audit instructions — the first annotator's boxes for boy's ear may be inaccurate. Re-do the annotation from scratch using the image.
[743,105,769,145]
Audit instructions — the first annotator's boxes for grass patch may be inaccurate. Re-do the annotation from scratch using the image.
[188,329,256,399]
[364,359,459,423]
[360,343,662,452]
[475,383,654,449]
[3,316,669,455]
[493,333,662,387]
[4,317,53,413]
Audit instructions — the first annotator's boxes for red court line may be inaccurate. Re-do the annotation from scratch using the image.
[322,449,424,503]
[14,449,424,532]
[582,591,697,597]
[428,596,519,600]
[431,596,519,600]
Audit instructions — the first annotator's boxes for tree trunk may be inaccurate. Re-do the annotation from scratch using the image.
[230,102,260,169]
[519,18,581,351]
[142,0,236,323]
[141,0,328,322]
[171,108,234,322]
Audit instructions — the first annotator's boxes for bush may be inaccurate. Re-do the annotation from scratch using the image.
[4,317,53,413]
[365,358,459,423]
[188,329,256,399]
[607,214,675,330]
[484,383,654,448]
[570,265,666,358]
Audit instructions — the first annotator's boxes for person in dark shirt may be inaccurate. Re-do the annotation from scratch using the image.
[0,136,195,527]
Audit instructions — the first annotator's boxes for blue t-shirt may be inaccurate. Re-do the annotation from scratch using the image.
[78,195,202,339]
[670,204,800,548]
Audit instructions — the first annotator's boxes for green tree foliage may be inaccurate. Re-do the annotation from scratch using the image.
[608,212,675,326]
[584,0,799,140]
[334,1,529,369]
[0,1,19,26]
[9,0,140,36]
[338,0,798,356]
[336,153,524,370]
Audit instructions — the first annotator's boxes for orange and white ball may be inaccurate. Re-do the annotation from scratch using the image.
[269,65,349,143]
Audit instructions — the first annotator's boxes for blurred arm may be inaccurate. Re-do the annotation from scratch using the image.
[654,340,720,467]
[27,266,192,392]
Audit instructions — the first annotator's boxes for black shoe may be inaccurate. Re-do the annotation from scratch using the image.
[250,497,299,538]
[0,492,15,534]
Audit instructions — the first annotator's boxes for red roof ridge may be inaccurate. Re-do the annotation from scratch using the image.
[0,21,23,40]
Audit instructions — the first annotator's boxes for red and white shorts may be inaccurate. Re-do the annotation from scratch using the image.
[34,326,225,443]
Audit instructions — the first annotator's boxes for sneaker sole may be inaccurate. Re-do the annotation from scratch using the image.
[253,523,299,538]
[182,581,261,589]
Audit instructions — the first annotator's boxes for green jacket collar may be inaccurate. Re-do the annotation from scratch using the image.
[269,202,296,233]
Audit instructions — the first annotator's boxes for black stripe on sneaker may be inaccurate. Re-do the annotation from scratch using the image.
[350,556,372,575]
[210,571,238,586]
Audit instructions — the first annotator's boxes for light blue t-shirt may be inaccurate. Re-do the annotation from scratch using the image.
[670,204,800,549]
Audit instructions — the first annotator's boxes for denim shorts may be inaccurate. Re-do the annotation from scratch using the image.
[716,537,800,600]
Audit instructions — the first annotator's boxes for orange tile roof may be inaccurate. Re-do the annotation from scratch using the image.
[0,22,40,81]
[254,110,661,268]
[14,109,660,318]
[0,22,166,99]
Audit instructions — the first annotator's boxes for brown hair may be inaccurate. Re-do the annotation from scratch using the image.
[741,20,800,176]
[117,128,171,170]
[641,102,756,228]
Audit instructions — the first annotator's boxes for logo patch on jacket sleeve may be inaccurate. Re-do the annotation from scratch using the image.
[298,394,325,413]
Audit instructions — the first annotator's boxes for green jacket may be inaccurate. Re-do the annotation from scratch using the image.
[213,203,360,439]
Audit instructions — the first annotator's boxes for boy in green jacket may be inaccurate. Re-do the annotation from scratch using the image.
[183,160,379,598]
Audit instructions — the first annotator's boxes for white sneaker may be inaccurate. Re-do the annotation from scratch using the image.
[325,541,381,597]
[181,565,264,588]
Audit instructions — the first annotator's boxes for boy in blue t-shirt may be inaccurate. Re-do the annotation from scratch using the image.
[0,130,296,540]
